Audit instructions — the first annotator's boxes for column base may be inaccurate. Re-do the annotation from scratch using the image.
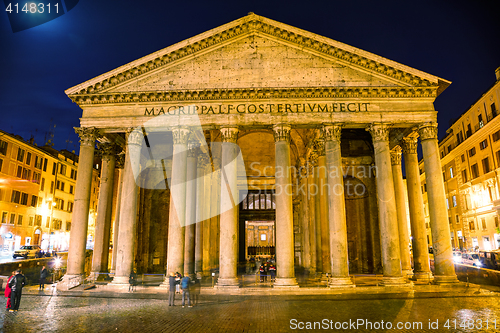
[412,271,433,283]
[57,274,84,290]
[216,278,239,288]
[433,275,459,285]
[320,273,329,282]
[402,269,413,279]
[273,277,299,288]
[109,275,129,285]
[328,277,355,288]
[380,276,408,286]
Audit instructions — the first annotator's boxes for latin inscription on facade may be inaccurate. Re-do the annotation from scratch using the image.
[144,102,371,116]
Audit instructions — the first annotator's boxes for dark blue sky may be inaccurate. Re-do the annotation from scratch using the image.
[1,0,499,153]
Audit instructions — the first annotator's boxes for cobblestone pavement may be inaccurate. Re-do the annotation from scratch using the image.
[0,292,499,333]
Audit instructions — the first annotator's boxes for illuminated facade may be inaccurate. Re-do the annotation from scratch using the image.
[0,129,100,252]
[420,67,500,251]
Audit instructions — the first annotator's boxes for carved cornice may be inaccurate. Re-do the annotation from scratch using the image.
[69,16,438,103]
[220,126,239,143]
[74,127,99,147]
[366,123,389,143]
[322,124,342,142]
[390,146,402,166]
[418,122,438,141]
[273,124,291,143]
[172,127,190,145]
[70,86,438,105]
[401,136,418,155]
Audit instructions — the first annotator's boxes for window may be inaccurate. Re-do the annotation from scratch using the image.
[22,168,31,180]
[456,131,464,145]
[52,219,62,230]
[471,163,480,179]
[489,187,494,202]
[16,165,22,178]
[17,215,23,226]
[461,154,465,162]
[443,172,446,181]
[478,114,484,128]
[52,162,57,175]
[56,198,64,210]
[30,195,37,207]
[495,216,499,229]
[26,152,31,165]
[32,172,40,184]
[492,103,498,117]
[69,185,74,194]
[0,158,2,173]
[41,178,45,191]
[456,215,460,224]
[66,222,71,231]
[1,212,7,223]
[0,140,7,155]
[449,167,454,178]
[70,169,77,180]
[34,155,43,169]
[462,170,468,183]
[43,158,47,172]
[452,195,457,207]
[447,145,452,154]
[28,216,34,226]
[46,216,50,228]
[479,139,488,150]
[20,192,28,205]
[446,198,449,210]
[17,148,25,162]
[11,190,20,203]
[9,213,15,224]
[493,129,500,142]
[59,164,67,176]
[441,151,444,158]
[466,124,472,138]
[67,201,74,213]
[497,150,500,166]
[481,218,487,230]
[469,147,476,157]
[60,182,65,192]
[469,221,475,231]
[35,215,42,226]
[482,158,491,174]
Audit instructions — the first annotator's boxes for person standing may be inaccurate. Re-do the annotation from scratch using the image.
[269,264,276,282]
[8,270,26,312]
[39,266,48,291]
[181,275,192,308]
[259,264,265,283]
[168,272,176,306]
[175,272,181,294]
[129,269,138,292]
[5,271,15,310]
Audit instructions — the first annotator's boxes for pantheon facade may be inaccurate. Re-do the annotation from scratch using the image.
[59,13,458,289]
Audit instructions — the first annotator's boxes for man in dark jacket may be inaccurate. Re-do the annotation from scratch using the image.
[8,270,26,311]
[168,272,176,306]
[39,266,48,290]
[181,275,192,308]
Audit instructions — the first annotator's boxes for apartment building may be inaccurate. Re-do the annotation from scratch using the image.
[0,129,100,252]
[420,67,500,252]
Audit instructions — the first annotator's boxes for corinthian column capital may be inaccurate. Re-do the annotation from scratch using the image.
[401,136,418,154]
[418,122,438,141]
[390,146,402,166]
[273,123,291,143]
[171,127,190,145]
[74,127,99,147]
[314,139,325,156]
[125,128,144,146]
[96,142,118,160]
[220,126,239,143]
[322,123,343,142]
[366,123,389,143]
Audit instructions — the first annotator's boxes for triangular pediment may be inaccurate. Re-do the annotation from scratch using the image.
[66,13,450,103]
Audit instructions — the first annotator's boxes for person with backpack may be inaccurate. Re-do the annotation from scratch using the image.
[181,275,192,308]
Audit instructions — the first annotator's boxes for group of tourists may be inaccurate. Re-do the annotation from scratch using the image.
[168,272,201,307]
[259,261,276,282]
[4,270,27,312]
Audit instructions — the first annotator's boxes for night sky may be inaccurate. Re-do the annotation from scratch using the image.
[1,0,499,154]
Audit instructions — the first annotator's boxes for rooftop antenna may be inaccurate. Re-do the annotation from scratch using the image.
[45,119,56,147]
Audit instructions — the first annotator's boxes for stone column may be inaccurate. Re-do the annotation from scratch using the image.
[402,137,432,282]
[313,156,323,273]
[217,126,239,288]
[110,130,142,285]
[418,122,458,284]
[195,154,206,279]
[61,127,98,288]
[110,155,124,275]
[184,143,197,278]
[91,142,117,278]
[390,146,413,278]
[210,156,221,271]
[273,124,298,288]
[164,127,190,284]
[307,158,317,275]
[366,124,405,285]
[323,124,354,287]
[299,159,311,273]
[316,139,331,276]
[202,160,212,275]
